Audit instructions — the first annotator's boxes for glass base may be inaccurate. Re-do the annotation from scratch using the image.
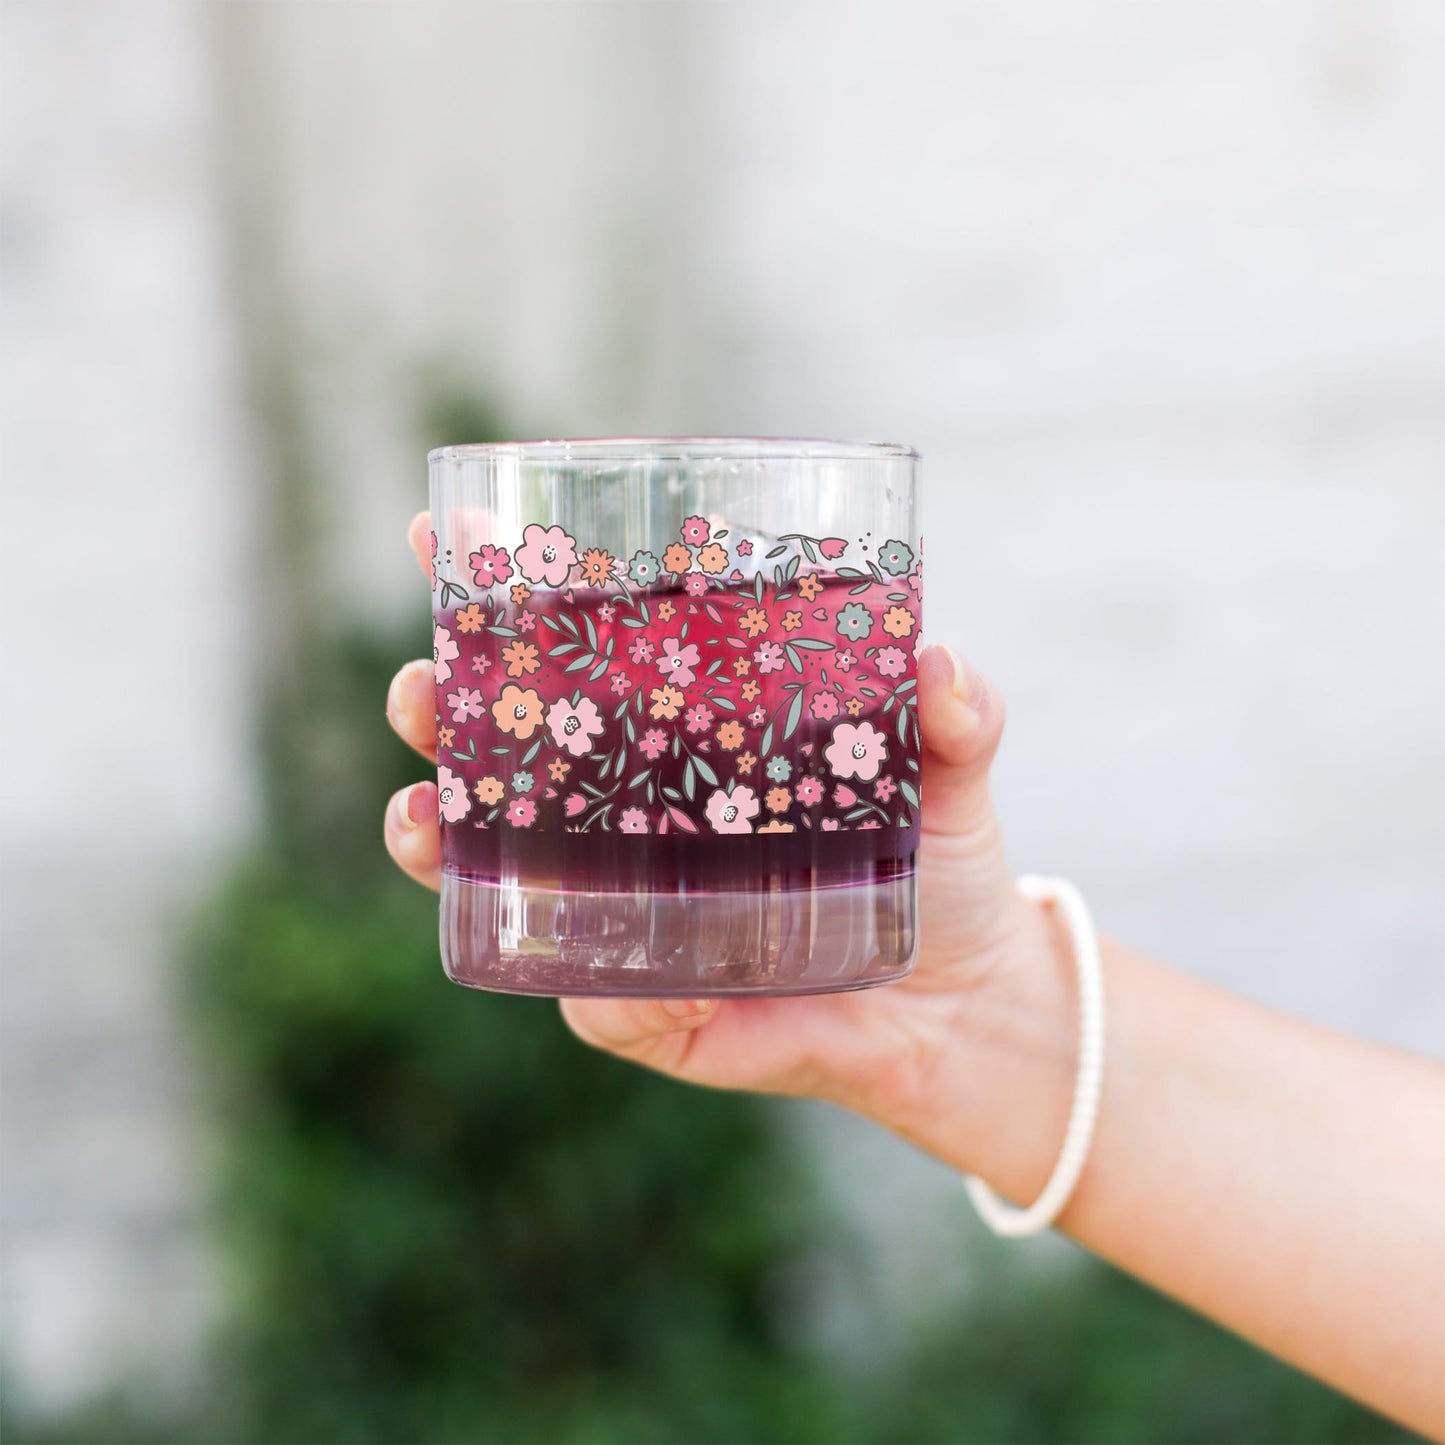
[440,871,918,997]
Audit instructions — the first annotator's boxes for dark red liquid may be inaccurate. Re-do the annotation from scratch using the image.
[433,572,922,895]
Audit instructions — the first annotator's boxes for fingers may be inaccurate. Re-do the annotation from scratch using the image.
[408,510,433,580]
[384,782,442,891]
[560,996,717,1074]
[917,644,1005,838]
[388,658,438,761]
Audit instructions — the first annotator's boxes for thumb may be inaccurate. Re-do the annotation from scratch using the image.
[917,644,1004,838]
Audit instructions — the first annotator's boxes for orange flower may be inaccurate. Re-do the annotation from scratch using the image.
[881,604,917,639]
[657,599,676,621]
[455,603,486,634]
[796,572,823,601]
[758,819,796,833]
[500,638,541,677]
[578,547,617,588]
[510,583,532,605]
[740,679,761,701]
[781,610,803,633]
[765,785,791,814]
[473,775,506,805]
[844,697,864,716]
[736,750,757,775]
[662,543,692,575]
[649,683,684,720]
[717,720,745,751]
[734,656,751,677]
[547,757,571,782]
[739,606,769,638]
[696,541,729,575]
[437,726,456,749]
[491,685,544,739]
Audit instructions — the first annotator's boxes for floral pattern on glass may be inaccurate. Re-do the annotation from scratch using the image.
[431,520,922,833]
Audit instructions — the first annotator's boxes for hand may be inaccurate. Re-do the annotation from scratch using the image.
[385,512,1069,1175]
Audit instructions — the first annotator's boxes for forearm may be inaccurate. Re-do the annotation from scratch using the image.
[884,915,1445,1438]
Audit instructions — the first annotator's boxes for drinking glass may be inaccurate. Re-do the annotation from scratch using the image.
[428,438,922,996]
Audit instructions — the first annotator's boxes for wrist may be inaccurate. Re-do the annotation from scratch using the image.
[876,890,1082,1199]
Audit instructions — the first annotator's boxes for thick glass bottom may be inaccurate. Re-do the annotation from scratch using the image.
[440,870,918,997]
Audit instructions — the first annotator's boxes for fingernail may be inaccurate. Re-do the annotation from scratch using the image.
[393,784,423,832]
[662,998,713,1020]
[941,645,971,703]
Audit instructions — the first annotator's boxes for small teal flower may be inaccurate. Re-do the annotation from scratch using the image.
[628,550,661,586]
[510,769,535,795]
[765,755,792,783]
[835,601,875,642]
[877,538,914,576]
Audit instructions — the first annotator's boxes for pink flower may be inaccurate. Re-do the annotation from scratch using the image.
[468,543,513,588]
[506,797,538,828]
[820,817,841,831]
[598,602,615,622]
[834,648,856,672]
[833,784,857,807]
[681,515,710,545]
[809,690,840,721]
[705,784,761,834]
[546,695,606,757]
[873,774,898,802]
[683,572,708,597]
[609,671,632,696]
[446,685,486,722]
[516,609,537,632]
[655,636,701,686]
[563,794,587,818]
[825,720,888,783]
[638,727,668,760]
[795,775,825,806]
[736,539,754,557]
[819,537,847,560]
[857,819,881,830]
[433,624,460,684]
[628,636,656,664]
[684,703,715,734]
[470,654,491,676]
[747,705,766,727]
[515,523,578,588]
[875,646,907,679]
[437,765,471,824]
[754,641,785,674]
[618,807,649,834]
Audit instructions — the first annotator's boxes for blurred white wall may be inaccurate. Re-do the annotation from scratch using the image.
[1,0,251,1417]
[3,0,1442,1418]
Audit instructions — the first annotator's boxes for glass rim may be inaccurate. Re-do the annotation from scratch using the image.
[428,436,920,465]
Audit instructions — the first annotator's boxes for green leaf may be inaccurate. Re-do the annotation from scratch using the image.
[521,739,541,765]
[486,625,518,637]
[765,544,788,558]
[789,638,834,651]
[682,761,696,801]
[784,643,803,673]
[782,690,804,741]
[760,723,774,756]
[899,779,920,808]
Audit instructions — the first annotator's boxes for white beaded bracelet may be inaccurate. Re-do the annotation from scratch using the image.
[964,874,1106,1238]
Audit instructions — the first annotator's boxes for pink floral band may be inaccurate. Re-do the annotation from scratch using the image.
[430,515,922,838]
